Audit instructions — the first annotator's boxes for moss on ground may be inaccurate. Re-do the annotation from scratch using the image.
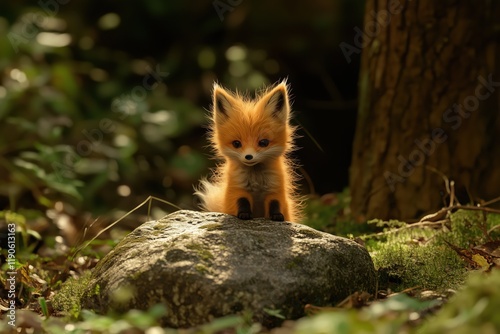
[441,209,499,248]
[51,270,93,319]
[366,209,500,292]
[370,233,467,291]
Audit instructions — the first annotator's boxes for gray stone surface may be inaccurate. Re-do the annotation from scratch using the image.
[81,210,376,328]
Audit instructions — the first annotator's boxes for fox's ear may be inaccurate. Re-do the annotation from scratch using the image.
[213,84,236,122]
[259,83,290,122]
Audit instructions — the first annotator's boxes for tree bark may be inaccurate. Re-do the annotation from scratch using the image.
[349,0,500,220]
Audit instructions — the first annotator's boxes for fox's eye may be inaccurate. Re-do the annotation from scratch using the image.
[232,140,242,148]
[258,139,269,147]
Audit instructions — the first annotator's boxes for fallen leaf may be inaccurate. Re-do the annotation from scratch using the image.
[472,254,490,271]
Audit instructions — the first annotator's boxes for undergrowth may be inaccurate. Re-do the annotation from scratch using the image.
[366,222,466,292]
[2,197,500,333]
[418,269,500,334]
[366,209,500,292]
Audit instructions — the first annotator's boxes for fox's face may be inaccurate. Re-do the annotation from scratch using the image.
[219,126,283,167]
[210,82,293,166]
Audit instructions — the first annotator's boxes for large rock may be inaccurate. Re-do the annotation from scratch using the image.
[81,210,375,328]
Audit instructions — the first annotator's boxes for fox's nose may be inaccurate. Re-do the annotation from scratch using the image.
[245,154,253,161]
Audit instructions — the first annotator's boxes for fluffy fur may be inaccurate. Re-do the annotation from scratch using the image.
[194,80,303,222]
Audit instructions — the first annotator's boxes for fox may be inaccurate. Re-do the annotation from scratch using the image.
[194,80,303,222]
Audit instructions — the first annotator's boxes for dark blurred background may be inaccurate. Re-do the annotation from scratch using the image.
[0,1,364,226]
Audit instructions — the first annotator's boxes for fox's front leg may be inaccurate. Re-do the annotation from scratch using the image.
[264,194,289,222]
[225,187,254,220]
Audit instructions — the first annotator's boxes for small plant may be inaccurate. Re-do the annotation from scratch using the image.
[39,297,50,319]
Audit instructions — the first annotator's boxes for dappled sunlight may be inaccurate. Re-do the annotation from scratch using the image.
[0,1,499,333]
[36,32,71,47]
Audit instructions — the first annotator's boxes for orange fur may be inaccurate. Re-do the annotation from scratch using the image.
[194,81,303,222]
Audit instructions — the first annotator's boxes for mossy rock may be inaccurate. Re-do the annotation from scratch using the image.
[81,210,376,328]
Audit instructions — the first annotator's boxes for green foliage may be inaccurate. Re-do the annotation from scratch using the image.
[418,269,500,334]
[0,4,209,216]
[294,293,437,334]
[195,314,260,334]
[0,209,42,256]
[43,304,168,334]
[294,269,500,334]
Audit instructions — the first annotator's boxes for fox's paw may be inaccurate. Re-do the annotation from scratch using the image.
[270,213,285,221]
[269,200,285,222]
[237,212,252,220]
[237,197,252,220]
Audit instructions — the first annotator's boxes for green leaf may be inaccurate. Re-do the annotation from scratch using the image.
[13,159,47,179]
[39,297,50,318]
[44,173,83,200]
[199,315,245,333]
[367,293,438,318]
[263,308,286,319]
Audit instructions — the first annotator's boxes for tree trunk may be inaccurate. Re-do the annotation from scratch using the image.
[349,0,500,220]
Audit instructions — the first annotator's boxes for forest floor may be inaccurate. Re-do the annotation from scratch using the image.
[1,191,500,334]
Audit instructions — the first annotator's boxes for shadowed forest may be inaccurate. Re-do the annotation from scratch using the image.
[1,1,500,333]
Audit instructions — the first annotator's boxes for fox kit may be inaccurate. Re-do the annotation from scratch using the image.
[195,81,302,222]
